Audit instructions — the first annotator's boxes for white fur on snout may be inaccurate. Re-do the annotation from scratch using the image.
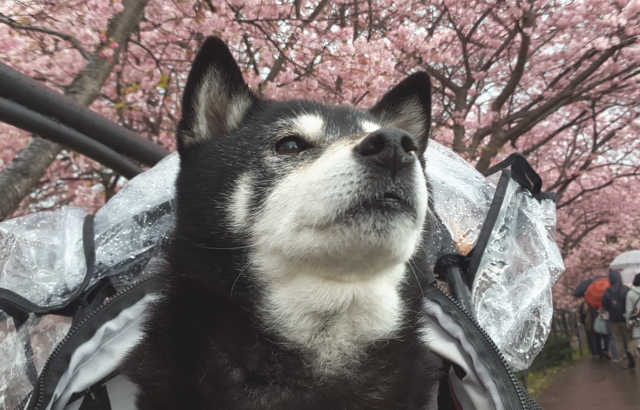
[253,140,428,280]
[251,138,428,374]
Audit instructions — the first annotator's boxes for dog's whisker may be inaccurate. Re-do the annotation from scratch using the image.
[194,243,252,250]
[230,262,251,297]
[352,247,371,270]
[408,261,424,296]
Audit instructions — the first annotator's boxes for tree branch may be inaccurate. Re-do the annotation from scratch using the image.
[559,220,608,255]
[490,7,533,114]
[471,35,636,171]
[522,110,588,156]
[0,13,92,60]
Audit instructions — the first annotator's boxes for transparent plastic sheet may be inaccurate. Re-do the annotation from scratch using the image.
[0,155,179,409]
[0,207,87,307]
[0,312,71,410]
[423,141,495,261]
[424,143,565,370]
[470,179,565,371]
[0,153,179,309]
[92,153,179,285]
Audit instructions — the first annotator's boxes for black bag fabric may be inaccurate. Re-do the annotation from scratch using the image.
[8,274,541,410]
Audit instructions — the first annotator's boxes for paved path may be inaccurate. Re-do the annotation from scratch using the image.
[537,357,640,409]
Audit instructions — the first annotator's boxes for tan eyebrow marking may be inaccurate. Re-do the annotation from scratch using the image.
[291,114,325,142]
[361,121,381,133]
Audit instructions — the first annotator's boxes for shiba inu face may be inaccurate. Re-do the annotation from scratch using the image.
[230,105,429,283]
[177,38,431,280]
[174,37,432,373]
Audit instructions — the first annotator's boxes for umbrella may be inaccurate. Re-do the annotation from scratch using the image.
[585,277,611,308]
[610,250,640,267]
[610,250,640,285]
[573,276,606,297]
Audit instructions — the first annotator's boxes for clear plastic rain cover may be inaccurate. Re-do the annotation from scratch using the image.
[0,313,71,410]
[0,153,178,308]
[425,141,565,371]
[424,141,495,259]
[470,179,565,371]
[0,142,564,405]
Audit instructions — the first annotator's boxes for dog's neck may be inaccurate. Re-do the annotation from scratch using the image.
[258,263,407,375]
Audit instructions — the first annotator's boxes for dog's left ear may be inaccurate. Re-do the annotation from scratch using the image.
[369,72,431,155]
[178,37,256,155]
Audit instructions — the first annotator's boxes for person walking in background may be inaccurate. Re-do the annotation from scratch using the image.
[606,316,620,362]
[602,269,634,369]
[626,273,640,362]
[593,307,611,360]
[579,300,598,357]
[585,277,611,360]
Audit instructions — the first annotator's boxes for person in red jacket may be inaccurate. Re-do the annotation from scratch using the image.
[585,277,612,359]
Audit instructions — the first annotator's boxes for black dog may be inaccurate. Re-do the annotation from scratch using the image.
[124,36,441,409]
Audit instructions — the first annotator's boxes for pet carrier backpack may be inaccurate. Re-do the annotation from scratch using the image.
[0,140,562,409]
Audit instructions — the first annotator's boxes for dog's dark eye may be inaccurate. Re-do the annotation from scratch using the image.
[275,136,311,155]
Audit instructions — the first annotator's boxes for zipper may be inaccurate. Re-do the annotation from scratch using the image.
[431,282,538,410]
[23,273,157,410]
[66,370,120,405]
[15,392,31,410]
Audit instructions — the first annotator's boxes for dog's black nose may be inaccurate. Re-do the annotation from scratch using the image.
[356,127,418,177]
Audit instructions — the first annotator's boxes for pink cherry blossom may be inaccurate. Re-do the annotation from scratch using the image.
[0,0,639,309]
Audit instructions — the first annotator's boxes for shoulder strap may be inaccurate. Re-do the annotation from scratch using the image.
[632,294,640,312]
[466,169,511,288]
[482,153,555,201]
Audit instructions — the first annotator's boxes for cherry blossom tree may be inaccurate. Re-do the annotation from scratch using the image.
[0,0,150,218]
[1,0,639,304]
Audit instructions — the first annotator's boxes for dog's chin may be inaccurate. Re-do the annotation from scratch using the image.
[320,199,425,276]
[253,210,423,281]
[339,195,417,223]
[253,183,427,280]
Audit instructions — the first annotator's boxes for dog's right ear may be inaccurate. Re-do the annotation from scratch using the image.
[369,72,431,156]
[178,37,255,154]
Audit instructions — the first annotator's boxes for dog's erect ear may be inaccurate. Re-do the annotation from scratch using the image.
[369,72,431,155]
[178,37,255,153]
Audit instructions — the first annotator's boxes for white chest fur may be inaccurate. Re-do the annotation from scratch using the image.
[259,264,406,375]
